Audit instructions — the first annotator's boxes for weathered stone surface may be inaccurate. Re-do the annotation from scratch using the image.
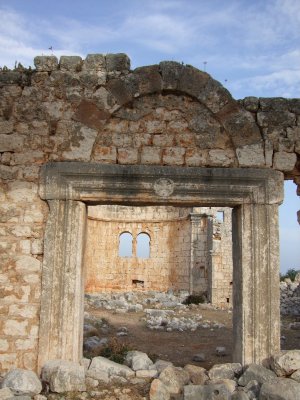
[1,368,42,396]
[124,351,154,371]
[34,56,58,72]
[159,365,190,394]
[238,364,277,386]
[183,383,231,400]
[260,378,300,400]
[270,350,300,377]
[73,100,110,130]
[135,369,158,379]
[0,387,14,400]
[41,360,86,393]
[87,356,135,379]
[149,379,170,400]
[208,363,242,380]
[290,369,300,382]
[59,56,82,72]
[83,54,106,71]
[273,151,297,171]
[106,53,130,72]
[184,364,208,384]
[154,360,173,374]
[236,143,265,167]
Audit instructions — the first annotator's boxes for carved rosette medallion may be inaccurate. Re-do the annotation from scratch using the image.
[154,178,175,197]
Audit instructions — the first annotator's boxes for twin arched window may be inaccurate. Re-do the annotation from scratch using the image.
[118,232,150,258]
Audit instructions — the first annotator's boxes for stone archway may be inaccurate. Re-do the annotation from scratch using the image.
[38,162,283,370]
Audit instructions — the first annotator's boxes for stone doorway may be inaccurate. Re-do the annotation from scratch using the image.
[38,162,283,370]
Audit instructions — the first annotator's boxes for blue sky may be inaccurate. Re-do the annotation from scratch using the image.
[0,0,299,271]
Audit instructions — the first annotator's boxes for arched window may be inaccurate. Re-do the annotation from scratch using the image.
[136,232,150,259]
[119,232,133,257]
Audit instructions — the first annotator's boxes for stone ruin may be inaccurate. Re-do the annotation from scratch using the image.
[0,53,299,374]
[84,205,233,308]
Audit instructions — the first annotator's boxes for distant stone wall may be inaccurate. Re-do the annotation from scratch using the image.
[280,280,300,315]
[84,205,192,292]
[0,53,299,371]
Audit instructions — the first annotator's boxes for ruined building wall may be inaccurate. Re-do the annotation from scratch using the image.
[0,53,299,371]
[84,206,192,292]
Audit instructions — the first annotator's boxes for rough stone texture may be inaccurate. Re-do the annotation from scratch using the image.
[159,365,190,394]
[41,360,86,393]
[124,351,154,371]
[184,364,208,384]
[87,356,135,379]
[1,368,42,396]
[260,378,300,400]
[238,364,277,386]
[208,363,242,380]
[149,379,170,400]
[183,383,231,400]
[270,350,300,377]
[0,53,298,372]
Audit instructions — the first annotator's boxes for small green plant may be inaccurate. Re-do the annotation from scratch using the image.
[280,268,299,282]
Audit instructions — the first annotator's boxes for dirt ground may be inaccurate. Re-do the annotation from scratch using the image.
[85,305,300,370]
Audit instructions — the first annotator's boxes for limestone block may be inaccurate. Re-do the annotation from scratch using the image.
[183,383,231,400]
[0,354,17,371]
[0,134,24,152]
[9,304,38,319]
[242,96,259,112]
[0,339,9,351]
[41,360,86,393]
[183,364,208,384]
[83,54,105,71]
[135,369,158,378]
[73,100,110,130]
[159,365,190,394]
[87,356,134,379]
[0,387,14,400]
[273,151,297,171]
[117,148,138,164]
[125,351,154,371]
[238,364,277,386]
[92,145,117,163]
[162,147,185,165]
[1,368,42,396]
[31,239,43,255]
[236,143,265,167]
[106,53,130,72]
[149,379,170,400]
[3,320,28,336]
[260,378,300,400]
[15,255,41,273]
[153,360,173,374]
[208,149,235,167]
[153,134,174,147]
[270,350,300,377]
[59,56,82,72]
[0,165,19,180]
[208,363,242,380]
[79,71,107,87]
[141,147,162,165]
[15,337,36,350]
[0,120,14,134]
[34,56,58,72]
[62,125,97,161]
[290,369,300,382]
[7,181,38,203]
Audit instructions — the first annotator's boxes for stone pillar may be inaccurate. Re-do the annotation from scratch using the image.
[206,215,214,303]
[189,213,202,294]
[232,203,280,365]
[38,200,86,371]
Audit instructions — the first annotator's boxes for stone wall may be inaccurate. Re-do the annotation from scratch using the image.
[84,205,192,292]
[0,53,299,371]
[280,279,300,315]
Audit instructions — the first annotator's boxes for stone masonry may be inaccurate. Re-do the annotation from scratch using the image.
[0,53,299,372]
[84,205,232,308]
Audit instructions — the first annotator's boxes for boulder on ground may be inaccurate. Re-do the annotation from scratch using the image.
[183,383,231,400]
[238,364,277,386]
[1,368,42,396]
[208,363,242,380]
[159,365,190,394]
[149,379,170,400]
[270,350,300,377]
[41,360,86,393]
[87,356,135,379]
[183,364,208,384]
[124,350,154,371]
[0,387,14,400]
[260,378,300,400]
